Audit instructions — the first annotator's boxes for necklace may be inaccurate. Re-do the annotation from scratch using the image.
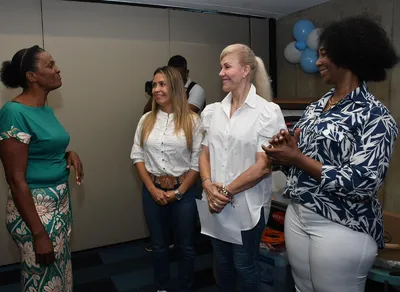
[325,98,339,111]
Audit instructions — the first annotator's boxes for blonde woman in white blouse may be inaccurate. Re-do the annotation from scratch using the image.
[130,66,202,292]
[199,44,286,292]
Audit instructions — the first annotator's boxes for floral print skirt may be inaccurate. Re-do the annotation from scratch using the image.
[6,182,73,292]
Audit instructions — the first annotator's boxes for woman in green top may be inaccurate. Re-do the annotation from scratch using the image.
[0,45,83,292]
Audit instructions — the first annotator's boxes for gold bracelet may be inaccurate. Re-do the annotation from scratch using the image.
[202,177,211,184]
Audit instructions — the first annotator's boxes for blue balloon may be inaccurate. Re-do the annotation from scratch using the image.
[293,20,315,42]
[300,48,319,73]
[295,41,307,51]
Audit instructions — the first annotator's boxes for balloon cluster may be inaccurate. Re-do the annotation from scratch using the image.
[284,20,321,74]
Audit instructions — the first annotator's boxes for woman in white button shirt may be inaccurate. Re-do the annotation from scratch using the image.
[199,44,286,292]
[130,66,202,292]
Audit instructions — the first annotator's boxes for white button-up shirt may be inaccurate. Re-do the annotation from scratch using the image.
[130,110,202,177]
[201,84,286,231]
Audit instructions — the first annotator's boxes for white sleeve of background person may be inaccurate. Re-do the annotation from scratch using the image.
[188,84,205,111]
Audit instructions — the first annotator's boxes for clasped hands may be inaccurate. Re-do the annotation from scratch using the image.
[203,181,231,214]
[149,186,177,206]
[262,128,302,167]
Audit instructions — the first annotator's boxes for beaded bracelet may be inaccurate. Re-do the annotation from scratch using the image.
[218,185,236,208]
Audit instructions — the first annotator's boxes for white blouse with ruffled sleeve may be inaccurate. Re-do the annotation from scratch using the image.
[130,110,202,177]
[201,84,286,233]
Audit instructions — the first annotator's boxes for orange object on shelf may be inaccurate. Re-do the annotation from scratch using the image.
[262,227,285,246]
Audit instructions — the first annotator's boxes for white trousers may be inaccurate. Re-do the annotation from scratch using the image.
[285,202,378,292]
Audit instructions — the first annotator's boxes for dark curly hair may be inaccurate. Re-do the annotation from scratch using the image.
[319,15,399,82]
[0,45,44,89]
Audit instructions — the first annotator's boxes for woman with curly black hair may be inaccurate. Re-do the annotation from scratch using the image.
[263,16,399,292]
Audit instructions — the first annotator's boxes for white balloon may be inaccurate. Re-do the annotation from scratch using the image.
[284,41,302,64]
[307,28,322,51]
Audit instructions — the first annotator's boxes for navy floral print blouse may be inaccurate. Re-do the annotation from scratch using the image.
[284,82,398,248]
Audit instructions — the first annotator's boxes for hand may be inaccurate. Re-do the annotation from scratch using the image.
[262,128,302,167]
[269,128,290,148]
[33,231,55,266]
[203,181,230,213]
[66,151,84,185]
[149,187,168,205]
[164,190,177,203]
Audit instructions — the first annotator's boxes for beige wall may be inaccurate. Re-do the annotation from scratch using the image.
[0,0,43,267]
[276,0,400,212]
[0,0,269,266]
[168,10,250,103]
[42,0,171,259]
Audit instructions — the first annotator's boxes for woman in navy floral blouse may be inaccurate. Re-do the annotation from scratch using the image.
[264,16,399,292]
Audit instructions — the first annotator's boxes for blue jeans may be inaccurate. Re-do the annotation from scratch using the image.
[211,208,265,292]
[142,183,197,292]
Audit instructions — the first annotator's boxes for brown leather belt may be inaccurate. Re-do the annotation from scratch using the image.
[150,173,187,189]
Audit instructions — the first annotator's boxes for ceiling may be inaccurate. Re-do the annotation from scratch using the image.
[101,0,332,18]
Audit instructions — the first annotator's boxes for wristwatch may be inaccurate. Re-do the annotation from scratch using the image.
[174,189,183,201]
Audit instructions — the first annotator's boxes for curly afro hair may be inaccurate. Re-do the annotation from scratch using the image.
[319,15,399,82]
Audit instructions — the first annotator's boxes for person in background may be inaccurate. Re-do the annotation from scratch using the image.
[143,55,206,115]
[131,66,202,292]
[199,43,286,292]
[143,88,153,114]
[264,16,399,292]
[168,55,206,114]
[0,45,83,292]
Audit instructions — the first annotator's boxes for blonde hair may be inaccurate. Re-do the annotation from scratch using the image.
[220,44,272,101]
[140,66,196,150]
